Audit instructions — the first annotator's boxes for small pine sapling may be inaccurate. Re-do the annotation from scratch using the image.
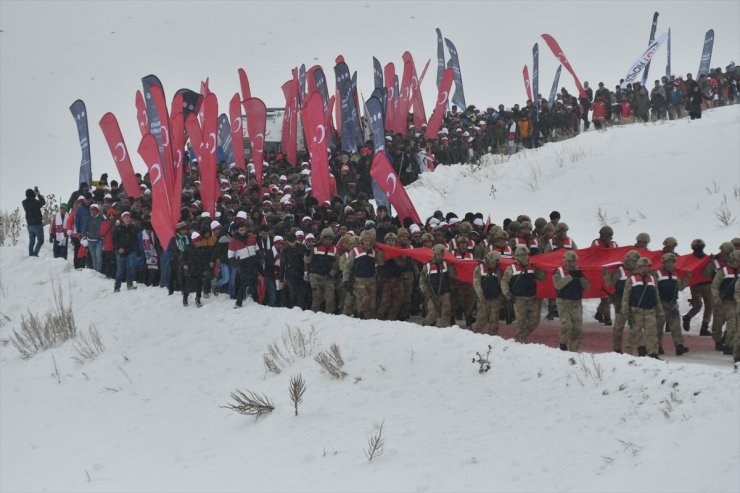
[472,344,492,373]
[289,374,306,416]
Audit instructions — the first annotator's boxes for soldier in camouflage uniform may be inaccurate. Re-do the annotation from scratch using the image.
[304,228,338,314]
[622,257,664,358]
[419,244,456,327]
[502,246,547,343]
[450,236,475,327]
[604,249,641,353]
[682,239,713,335]
[377,232,403,321]
[396,227,417,320]
[655,252,690,356]
[337,235,356,316]
[553,251,590,351]
[592,225,618,325]
[711,250,739,356]
[473,251,503,335]
[342,230,377,319]
[709,242,736,347]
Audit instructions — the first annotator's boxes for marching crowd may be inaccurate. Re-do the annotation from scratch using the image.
[20,64,740,364]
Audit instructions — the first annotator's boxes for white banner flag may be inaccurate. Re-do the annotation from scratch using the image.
[621,31,668,88]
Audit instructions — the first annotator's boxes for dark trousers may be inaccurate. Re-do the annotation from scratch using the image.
[236,257,259,304]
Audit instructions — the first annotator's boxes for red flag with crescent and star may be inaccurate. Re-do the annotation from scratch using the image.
[242,97,267,189]
[135,90,148,137]
[199,92,219,217]
[301,92,331,204]
[410,56,429,129]
[137,133,174,250]
[169,92,186,217]
[424,68,454,140]
[541,34,587,99]
[370,152,421,224]
[99,112,141,199]
[523,65,533,102]
[394,52,414,134]
[229,94,246,172]
[238,68,252,102]
[383,62,396,131]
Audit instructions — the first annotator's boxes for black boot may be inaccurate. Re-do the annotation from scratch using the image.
[603,315,612,326]
[676,345,689,356]
[649,353,662,360]
[637,346,648,357]
[559,343,568,351]
[682,315,690,332]
[699,322,711,336]
[594,312,604,323]
[195,297,202,308]
[182,297,188,307]
[465,314,475,328]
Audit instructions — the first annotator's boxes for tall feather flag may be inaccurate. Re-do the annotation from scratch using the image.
[242,98,267,189]
[69,99,92,186]
[99,112,141,199]
[541,34,587,98]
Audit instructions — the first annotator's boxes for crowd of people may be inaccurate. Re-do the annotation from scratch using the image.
[20,64,740,365]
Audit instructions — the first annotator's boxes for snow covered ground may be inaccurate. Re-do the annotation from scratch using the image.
[1,106,739,493]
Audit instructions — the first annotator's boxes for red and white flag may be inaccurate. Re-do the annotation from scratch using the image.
[424,68,453,140]
[200,92,219,216]
[395,52,414,134]
[99,112,141,199]
[238,68,252,101]
[137,133,174,249]
[242,98,267,188]
[229,94,246,172]
[523,65,532,102]
[135,90,148,137]
[541,34,587,99]
[301,92,331,204]
[370,152,421,225]
[383,62,396,131]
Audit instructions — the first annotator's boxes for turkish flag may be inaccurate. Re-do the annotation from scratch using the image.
[301,92,331,204]
[99,112,141,199]
[408,53,428,129]
[383,62,396,131]
[242,98,267,188]
[424,68,453,140]
[541,34,587,99]
[523,65,532,102]
[137,133,174,250]
[369,152,421,224]
[147,84,175,199]
[238,68,252,101]
[135,90,148,137]
[229,94,246,172]
[280,75,298,167]
[394,52,414,134]
[199,93,219,216]
[169,92,186,218]
[377,244,711,299]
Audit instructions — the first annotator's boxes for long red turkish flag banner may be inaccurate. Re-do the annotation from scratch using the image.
[99,112,142,199]
[541,34,587,99]
[376,244,712,299]
[369,152,422,224]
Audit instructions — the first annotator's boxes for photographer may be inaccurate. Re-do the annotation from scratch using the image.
[21,187,45,257]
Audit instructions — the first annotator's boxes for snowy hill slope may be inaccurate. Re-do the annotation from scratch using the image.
[1,107,739,493]
[409,105,740,252]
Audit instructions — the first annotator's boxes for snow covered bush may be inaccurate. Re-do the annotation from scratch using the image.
[314,343,347,379]
[263,325,317,375]
[9,283,77,359]
[71,324,105,366]
[221,390,275,419]
[0,208,22,246]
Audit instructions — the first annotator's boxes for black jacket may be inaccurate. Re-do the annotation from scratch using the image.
[113,223,139,256]
[22,195,45,226]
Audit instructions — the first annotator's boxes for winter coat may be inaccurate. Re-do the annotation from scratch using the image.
[112,223,139,256]
[84,213,105,240]
[22,195,45,226]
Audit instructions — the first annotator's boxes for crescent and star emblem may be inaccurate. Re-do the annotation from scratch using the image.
[114,143,126,162]
[385,173,397,196]
[208,132,217,154]
[160,125,170,146]
[175,149,182,169]
[315,125,326,145]
[233,117,241,132]
[255,133,265,154]
[438,91,449,106]
[150,163,162,186]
